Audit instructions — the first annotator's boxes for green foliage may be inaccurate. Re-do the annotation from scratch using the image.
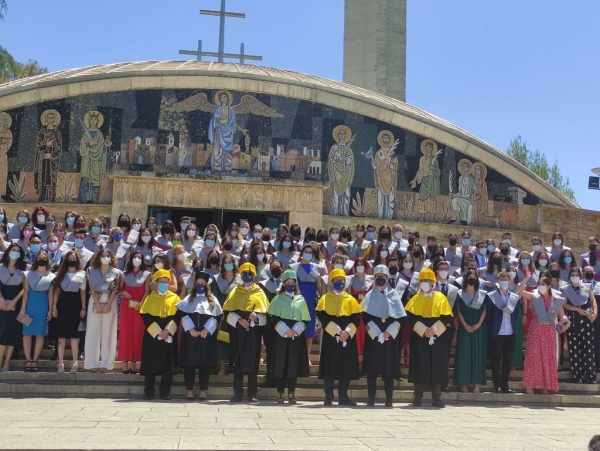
[506,135,576,203]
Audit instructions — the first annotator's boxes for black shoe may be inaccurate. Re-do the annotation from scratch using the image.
[385,400,393,408]
[495,388,502,394]
[230,396,243,403]
[143,393,154,400]
[442,386,451,393]
[323,399,333,406]
[411,400,422,407]
[367,400,375,407]
[160,394,171,401]
[432,399,445,408]
[501,388,515,394]
[248,397,259,404]
[338,398,357,406]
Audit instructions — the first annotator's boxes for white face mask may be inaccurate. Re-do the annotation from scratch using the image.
[141,235,152,243]
[508,271,517,279]
[532,244,542,252]
[502,239,512,245]
[47,242,58,251]
[154,262,164,270]
[132,224,142,232]
[394,231,403,240]
[132,257,142,267]
[403,261,413,269]
[355,265,365,274]
[240,227,249,235]
[570,276,580,285]
[254,232,262,239]
[177,253,186,261]
[478,248,487,256]
[330,233,339,241]
[256,253,265,261]
[420,281,431,292]
[553,239,562,246]
[187,230,196,237]
[332,264,343,269]
[101,256,111,265]
[37,214,46,222]
[380,251,388,258]
[230,230,238,237]
[355,231,364,238]
[538,259,548,267]
[537,285,548,295]
[438,270,449,280]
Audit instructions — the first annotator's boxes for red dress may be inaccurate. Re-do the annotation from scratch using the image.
[118,272,147,361]
[350,276,373,357]
[522,295,559,391]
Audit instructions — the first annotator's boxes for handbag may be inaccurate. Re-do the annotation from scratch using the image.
[17,314,33,327]
[92,292,110,313]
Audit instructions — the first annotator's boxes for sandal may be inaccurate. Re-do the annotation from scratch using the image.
[100,368,108,374]
[90,368,98,374]
[288,395,298,405]
[57,363,65,373]
[70,362,79,373]
[186,390,195,401]
[24,360,32,372]
[198,391,207,402]
[277,394,284,404]
[31,361,38,372]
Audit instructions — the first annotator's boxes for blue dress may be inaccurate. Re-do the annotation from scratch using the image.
[23,271,55,336]
[296,263,320,338]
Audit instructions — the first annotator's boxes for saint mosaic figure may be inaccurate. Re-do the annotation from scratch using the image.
[78,111,107,204]
[450,158,475,225]
[365,130,399,220]
[35,109,62,202]
[410,139,442,221]
[328,125,355,216]
[472,162,491,225]
[0,112,13,198]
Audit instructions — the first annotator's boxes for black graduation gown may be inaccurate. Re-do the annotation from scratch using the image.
[176,311,221,368]
[406,312,453,385]
[226,310,263,374]
[361,312,402,378]
[316,311,361,380]
[267,316,309,379]
[140,313,179,376]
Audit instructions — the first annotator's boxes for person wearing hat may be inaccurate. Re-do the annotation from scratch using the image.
[176,270,223,401]
[222,262,269,403]
[315,268,362,406]
[267,269,311,404]
[360,265,407,407]
[139,269,181,400]
[404,267,453,408]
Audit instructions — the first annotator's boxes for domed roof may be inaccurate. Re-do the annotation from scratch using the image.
[0,60,577,208]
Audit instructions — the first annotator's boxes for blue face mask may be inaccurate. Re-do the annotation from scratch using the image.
[499,281,509,290]
[91,226,101,234]
[157,283,169,295]
[0,214,4,221]
[74,238,84,248]
[520,259,531,266]
[195,284,206,295]
[241,272,254,283]
[284,284,296,293]
[66,217,75,225]
[487,245,495,252]
[282,241,292,249]
[30,244,41,253]
[205,239,215,247]
[376,277,387,287]
[564,257,573,264]
[224,263,234,271]
[366,231,376,240]
[333,281,346,292]
[302,253,313,261]
[9,250,20,260]
[181,222,189,230]
[113,233,123,242]
[18,216,28,224]
[462,238,471,246]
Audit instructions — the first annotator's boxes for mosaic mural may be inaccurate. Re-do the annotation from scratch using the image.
[0,89,540,227]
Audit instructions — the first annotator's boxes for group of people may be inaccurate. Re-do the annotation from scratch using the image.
[0,205,599,406]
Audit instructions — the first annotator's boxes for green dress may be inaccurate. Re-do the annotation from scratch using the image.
[454,291,488,386]
[511,307,524,370]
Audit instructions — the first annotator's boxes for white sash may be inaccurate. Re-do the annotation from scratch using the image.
[458,289,487,310]
[488,290,520,313]
[290,262,323,283]
[60,271,86,292]
[0,265,24,285]
[123,270,150,288]
[532,293,564,325]
[89,267,119,293]
[444,284,459,308]
[561,284,590,307]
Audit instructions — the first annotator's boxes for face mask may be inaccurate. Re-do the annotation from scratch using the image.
[380,251,389,258]
[333,281,346,292]
[448,239,457,246]
[538,259,548,267]
[585,272,594,281]
[101,256,111,265]
[54,231,65,238]
[487,244,496,252]
[37,214,46,223]
[177,253,187,262]
[570,276,580,284]
[113,233,123,242]
[230,230,238,237]
[537,285,548,295]
[224,263,234,271]
[240,227,249,235]
[270,267,282,279]
[394,231,403,240]
[478,248,487,256]
[333,264,344,269]
[163,227,174,235]
[0,214,4,221]
[253,232,262,239]
[564,257,572,264]
[242,272,254,283]
[389,266,398,275]
[30,244,41,253]
[262,235,271,243]
[330,233,339,240]
[209,256,219,265]
[375,277,387,287]
[18,216,29,224]
[466,278,477,286]
[499,281,509,290]
[157,283,169,295]
[412,251,420,258]
[420,282,431,292]
[132,257,142,267]
[24,230,33,237]
[141,235,152,243]
[508,271,517,279]
[154,262,164,270]
[132,224,142,232]
[302,253,313,261]
[256,253,265,261]
[91,226,101,234]
[553,239,562,246]
[75,222,85,229]
[187,230,196,237]
[67,260,77,268]
[9,250,20,260]
[520,258,531,266]
[74,238,84,248]
[47,242,58,251]
[118,220,130,228]
[284,284,296,293]
[37,259,48,267]
[403,261,413,269]
[195,284,206,295]
[380,232,391,240]
[500,248,509,256]
[355,231,364,238]
[282,241,292,249]
[305,234,316,242]
[223,243,233,251]
[491,257,501,264]
[462,238,471,246]
[366,231,376,240]
[438,270,449,279]
[532,244,542,252]
[180,223,189,231]
[66,217,75,226]
[502,239,512,245]
[355,265,365,274]
[550,270,560,278]
[148,223,157,230]
[205,239,215,247]
[341,231,351,239]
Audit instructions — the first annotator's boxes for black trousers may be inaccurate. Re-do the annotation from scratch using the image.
[491,334,515,390]
[233,371,258,398]
[276,377,297,394]
[414,383,441,402]
[183,367,210,391]
[144,372,173,397]
[367,375,394,402]
[324,376,350,401]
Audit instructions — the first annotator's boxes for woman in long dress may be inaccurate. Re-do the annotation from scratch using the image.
[348,257,373,361]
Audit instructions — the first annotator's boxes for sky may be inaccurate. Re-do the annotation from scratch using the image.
[1,0,599,211]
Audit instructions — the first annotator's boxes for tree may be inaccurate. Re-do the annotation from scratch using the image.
[506,135,576,203]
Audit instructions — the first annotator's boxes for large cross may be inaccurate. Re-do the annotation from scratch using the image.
[178,0,262,64]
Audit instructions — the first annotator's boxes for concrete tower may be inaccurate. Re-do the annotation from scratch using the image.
[343,0,407,102]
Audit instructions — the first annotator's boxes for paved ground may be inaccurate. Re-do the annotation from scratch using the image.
[0,397,597,450]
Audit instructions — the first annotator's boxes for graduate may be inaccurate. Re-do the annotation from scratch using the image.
[267,270,311,404]
[176,270,222,401]
[315,268,362,406]
[405,268,453,408]
[222,262,269,403]
[360,265,406,407]
[139,269,181,400]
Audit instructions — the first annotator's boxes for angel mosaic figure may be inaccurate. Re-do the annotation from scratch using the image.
[35,109,62,202]
[450,158,475,225]
[328,125,355,216]
[78,111,107,204]
[0,112,13,198]
[365,130,399,219]
[167,91,282,175]
[410,139,442,221]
